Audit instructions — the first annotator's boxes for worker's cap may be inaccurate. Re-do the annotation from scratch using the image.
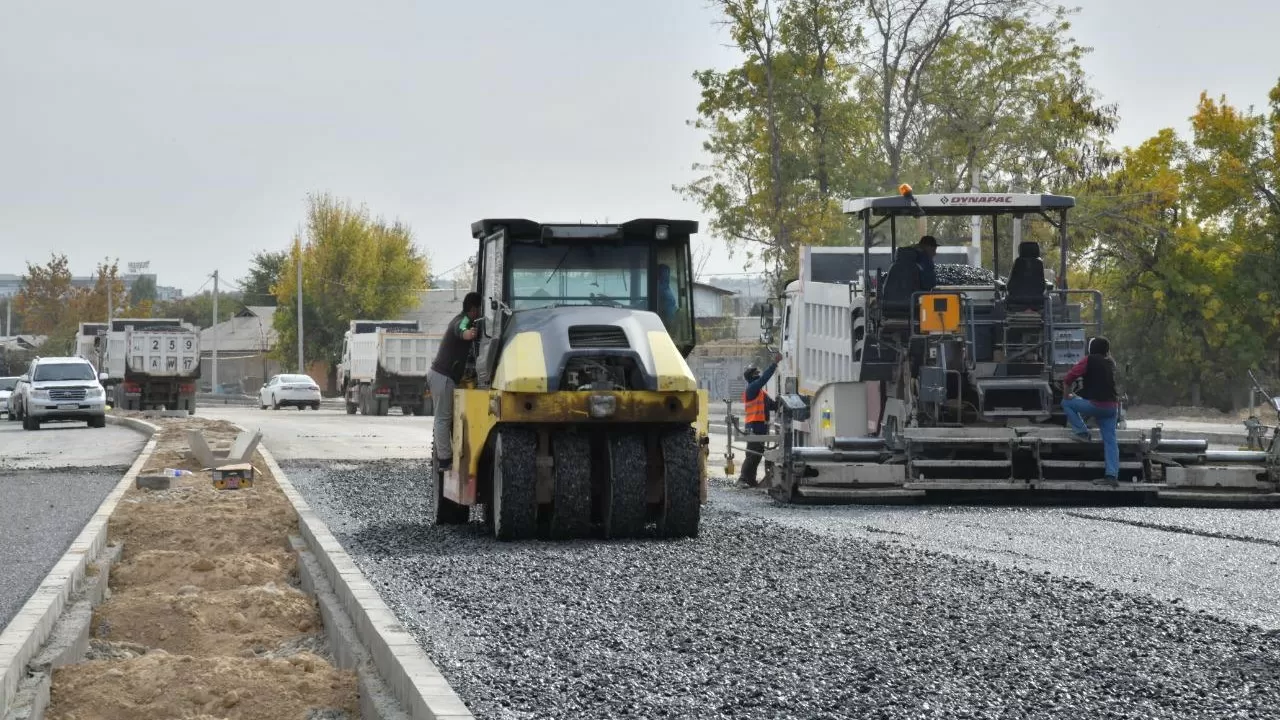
[919,235,939,248]
[743,365,760,381]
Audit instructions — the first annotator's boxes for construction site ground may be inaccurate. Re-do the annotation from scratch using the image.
[201,405,1279,719]
[42,415,359,720]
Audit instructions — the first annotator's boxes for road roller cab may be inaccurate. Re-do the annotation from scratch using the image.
[433,218,710,540]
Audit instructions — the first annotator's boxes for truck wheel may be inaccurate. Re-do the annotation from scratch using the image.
[550,432,592,539]
[433,456,470,525]
[604,432,649,539]
[492,428,538,541]
[657,427,701,539]
[345,400,357,415]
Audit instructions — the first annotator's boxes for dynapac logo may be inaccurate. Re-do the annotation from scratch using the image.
[939,195,1015,204]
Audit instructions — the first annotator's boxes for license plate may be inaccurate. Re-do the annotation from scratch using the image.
[58,404,79,410]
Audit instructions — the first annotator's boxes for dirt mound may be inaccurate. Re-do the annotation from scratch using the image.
[112,550,295,594]
[47,650,357,720]
[110,494,295,561]
[93,583,320,657]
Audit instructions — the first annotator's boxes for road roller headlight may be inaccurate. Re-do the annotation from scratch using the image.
[588,394,617,419]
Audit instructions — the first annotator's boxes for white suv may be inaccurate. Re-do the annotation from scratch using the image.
[20,356,108,431]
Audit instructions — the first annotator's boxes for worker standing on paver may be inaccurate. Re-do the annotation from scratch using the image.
[916,235,939,291]
[738,352,781,488]
[428,292,482,471]
[1062,336,1120,487]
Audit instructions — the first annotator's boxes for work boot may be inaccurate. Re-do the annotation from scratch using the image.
[1091,475,1118,488]
[736,477,758,489]
[1070,432,1091,443]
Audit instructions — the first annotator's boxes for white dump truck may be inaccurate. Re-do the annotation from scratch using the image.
[338,319,438,416]
[74,322,110,373]
[769,243,972,446]
[100,318,202,413]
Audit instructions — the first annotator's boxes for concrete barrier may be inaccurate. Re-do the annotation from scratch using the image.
[259,445,475,719]
[0,416,157,720]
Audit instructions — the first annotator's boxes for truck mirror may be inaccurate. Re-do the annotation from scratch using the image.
[760,303,773,329]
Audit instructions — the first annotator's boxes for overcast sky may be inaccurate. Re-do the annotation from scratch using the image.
[2,0,1277,295]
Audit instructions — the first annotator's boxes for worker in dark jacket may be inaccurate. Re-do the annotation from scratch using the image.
[917,235,939,290]
[1062,336,1120,486]
[428,292,482,471]
[738,352,781,488]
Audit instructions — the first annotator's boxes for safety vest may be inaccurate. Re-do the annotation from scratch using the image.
[743,389,767,424]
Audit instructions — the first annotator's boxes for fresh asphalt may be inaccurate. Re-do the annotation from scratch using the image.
[200,406,1280,719]
[0,417,144,629]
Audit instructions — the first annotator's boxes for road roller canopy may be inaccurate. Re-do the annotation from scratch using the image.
[470,218,700,354]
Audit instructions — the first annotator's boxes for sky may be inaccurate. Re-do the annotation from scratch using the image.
[2,0,1277,295]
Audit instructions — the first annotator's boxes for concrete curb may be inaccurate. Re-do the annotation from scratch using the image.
[0,416,158,720]
[259,445,475,719]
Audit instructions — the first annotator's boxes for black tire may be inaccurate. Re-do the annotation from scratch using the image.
[550,432,592,539]
[272,395,280,410]
[433,456,470,525]
[345,400,357,415]
[658,427,701,539]
[604,432,648,539]
[89,415,107,429]
[312,403,320,411]
[297,404,305,411]
[492,428,538,541]
[22,414,39,431]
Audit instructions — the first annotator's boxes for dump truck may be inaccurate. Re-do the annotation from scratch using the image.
[432,218,711,540]
[74,322,110,373]
[731,188,1279,506]
[101,318,201,413]
[338,319,437,416]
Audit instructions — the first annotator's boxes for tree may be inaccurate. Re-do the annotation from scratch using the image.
[129,274,158,306]
[273,193,430,389]
[239,250,288,306]
[153,292,239,327]
[861,0,1032,190]
[679,0,874,288]
[15,254,76,336]
[1076,83,1280,409]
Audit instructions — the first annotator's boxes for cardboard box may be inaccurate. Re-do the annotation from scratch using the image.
[212,463,255,490]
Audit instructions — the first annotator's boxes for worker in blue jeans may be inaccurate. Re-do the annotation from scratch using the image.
[1062,336,1120,487]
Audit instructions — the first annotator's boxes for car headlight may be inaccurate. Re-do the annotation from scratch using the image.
[87,386,104,397]
[31,389,49,399]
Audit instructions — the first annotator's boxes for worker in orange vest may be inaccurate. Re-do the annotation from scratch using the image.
[738,352,781,488]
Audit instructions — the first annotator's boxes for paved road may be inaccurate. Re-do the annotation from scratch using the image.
[0,418,146,630]
[199,406,431,461]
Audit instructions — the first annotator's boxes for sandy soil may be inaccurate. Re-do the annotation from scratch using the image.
[46,415,359,720]
[48,651,356,720]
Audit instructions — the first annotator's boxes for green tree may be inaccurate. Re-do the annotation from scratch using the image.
[678,0,874,288]
[239,250,288,306]
[153,291,239,327]
[129,274,158,306]
[273,193,430,388]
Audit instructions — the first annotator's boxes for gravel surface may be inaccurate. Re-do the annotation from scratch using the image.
[0,468,126,628]
[286,459,1280,720]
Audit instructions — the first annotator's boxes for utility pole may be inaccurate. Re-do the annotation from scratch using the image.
[4,297,10,337]
[212,270,219,394]
[970,166,982,268]
[296,236,304,373]
[104,257,113,322]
